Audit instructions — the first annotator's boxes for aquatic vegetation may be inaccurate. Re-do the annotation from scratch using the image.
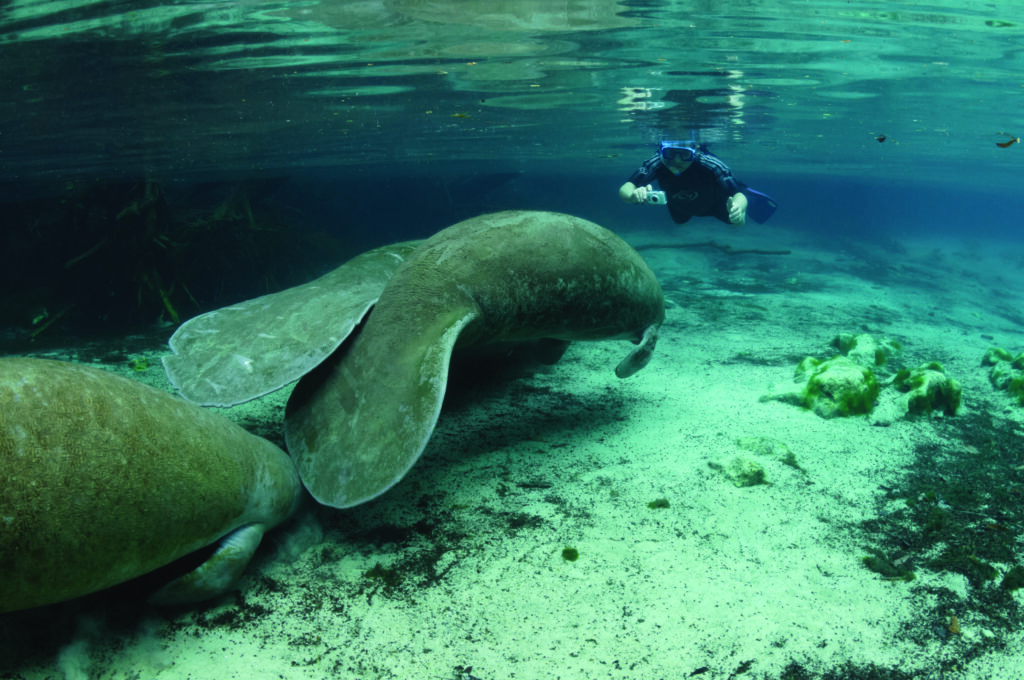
[127,355,149,372]
[647,498,671,509]
[363,562,403,590]
[1001,565,1024,591]
[503,511,547,535]
[861,412,1024,642]
[561,547,579,562]
[0,178,344,338]
[929,546,998,587]
[861,547,915,582]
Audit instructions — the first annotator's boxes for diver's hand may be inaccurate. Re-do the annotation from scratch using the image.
[619,182,650,204]
[630,185,651,204]
[727,192,748,225]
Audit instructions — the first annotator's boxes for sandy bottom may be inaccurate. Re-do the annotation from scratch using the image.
[3,222,1024,679]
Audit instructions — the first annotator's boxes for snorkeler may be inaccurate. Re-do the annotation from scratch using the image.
[619,140,776,225]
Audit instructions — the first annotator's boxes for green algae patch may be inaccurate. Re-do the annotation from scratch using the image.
[799,355,880,418]
[861,547,915,582]
[831,332,901,368]
[713,457,769,487]
[893,363,962,416]
[763,335,964,423]
[984,347,1024,405]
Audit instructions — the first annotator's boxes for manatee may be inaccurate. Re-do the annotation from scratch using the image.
[284,210,665,508]
[0,357,301,613]
[163,240,422,407]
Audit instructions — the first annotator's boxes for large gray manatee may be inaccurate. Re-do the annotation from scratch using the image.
[285,210,665,508]
[0,357,301,613]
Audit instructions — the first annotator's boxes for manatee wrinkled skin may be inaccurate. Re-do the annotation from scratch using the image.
[0,358,301,613]
[285,210,665,509]
[163,240,422,407]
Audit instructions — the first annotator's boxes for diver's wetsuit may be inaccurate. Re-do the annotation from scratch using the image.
[626,150,744,225]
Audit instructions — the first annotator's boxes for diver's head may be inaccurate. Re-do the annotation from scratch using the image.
[659,140,697,175]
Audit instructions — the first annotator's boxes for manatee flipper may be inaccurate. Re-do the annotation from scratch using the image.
[285,211,665,508]
[615,323,660,378]
[163,241,421,407]
[149,523,265,606]
[286,302,478,508]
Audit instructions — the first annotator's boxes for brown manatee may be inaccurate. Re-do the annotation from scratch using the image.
[0,357,301,613]
[284,210,665,508]
[163,240,422,407]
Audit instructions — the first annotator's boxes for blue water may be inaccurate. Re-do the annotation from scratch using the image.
[3,0,1023,345]
[2,0,1022,209]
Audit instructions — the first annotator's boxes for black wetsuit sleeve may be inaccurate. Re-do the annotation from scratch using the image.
[700,153,745,224]
[702,153,743,195]
[626,154,662,187]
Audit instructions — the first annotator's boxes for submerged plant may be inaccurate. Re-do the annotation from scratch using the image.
[1,178,345,337]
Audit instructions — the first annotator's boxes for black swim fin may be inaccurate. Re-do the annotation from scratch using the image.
[743,188,777,224]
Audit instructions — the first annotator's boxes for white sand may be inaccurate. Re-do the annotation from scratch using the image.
[3,223,1024,679]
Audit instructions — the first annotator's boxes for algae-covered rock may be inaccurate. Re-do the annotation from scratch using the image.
[735,436,804,472]
[759,355,879,419]
[764,337,961,423]
[982,347,1024,405]
[799,355,880,418]
[735,435,791,458]
[982,347,1014,367]
[893,362,962,416]
[831,333,901,368]
[714,456,769,487]
[987,358,1018,391]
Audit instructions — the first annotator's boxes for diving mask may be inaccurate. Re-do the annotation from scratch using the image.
[659,141,697,164]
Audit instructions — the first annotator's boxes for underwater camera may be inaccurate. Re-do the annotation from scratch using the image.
[643,190,668,205]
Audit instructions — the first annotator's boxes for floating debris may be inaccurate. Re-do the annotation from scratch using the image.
[996,132,1020,148]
